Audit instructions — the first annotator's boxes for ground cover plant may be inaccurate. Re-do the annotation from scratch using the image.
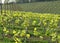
[0,11,60,43]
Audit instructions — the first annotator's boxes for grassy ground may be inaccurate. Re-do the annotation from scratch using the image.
[16,1,60,14]
[0,1,60,14]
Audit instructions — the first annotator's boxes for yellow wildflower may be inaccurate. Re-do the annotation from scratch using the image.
[40,36,43,39]
[20,33,25,37]
[15,41,18,43]
[15,19,20,24]
[6,30,9,33]
[13,30,16,34]
[3,27,7,32]
[32,20,36,25]
[26,34,30,38]
[34,28,37,31]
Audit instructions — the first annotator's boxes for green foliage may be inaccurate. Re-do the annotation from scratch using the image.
[0,11,60,43]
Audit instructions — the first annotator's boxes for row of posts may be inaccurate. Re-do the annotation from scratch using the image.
[0,3,15,15]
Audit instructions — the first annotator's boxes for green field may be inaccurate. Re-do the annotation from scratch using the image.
[0,1,60,14]
[0,0,60,43]
[18,1,60,14]
[0,11,60,43]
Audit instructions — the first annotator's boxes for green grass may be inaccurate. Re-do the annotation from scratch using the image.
[0,1,60,14]
[17,1,60,14]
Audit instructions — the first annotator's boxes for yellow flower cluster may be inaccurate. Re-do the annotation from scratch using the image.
[1,11,60,43]
[13,30,16,34]
[26,34,30,38]
[3,27,9,35]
